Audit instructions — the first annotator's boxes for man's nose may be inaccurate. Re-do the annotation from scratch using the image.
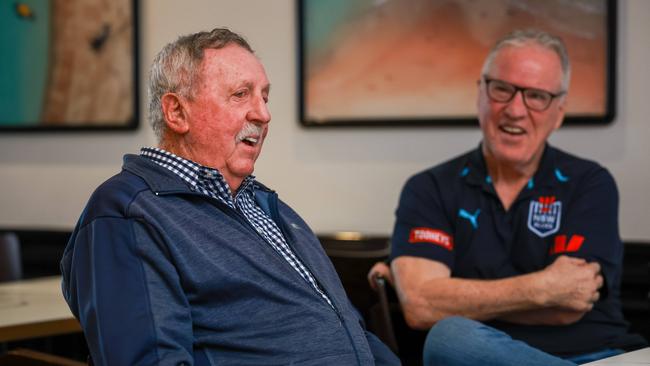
[504,90,527,118]
[247,96,271,124]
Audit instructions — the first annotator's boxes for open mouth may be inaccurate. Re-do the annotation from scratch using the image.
[236,122,265,147]
[499,125,525,135]
[241,136,259,146]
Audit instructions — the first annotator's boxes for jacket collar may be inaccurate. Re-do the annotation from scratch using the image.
[122,154,275,196]
[123,154,191,194]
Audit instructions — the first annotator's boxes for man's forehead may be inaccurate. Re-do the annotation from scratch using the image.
[200,46,269,85]
[489,45,563,88]
[493,44,560,65]
[202,46,259,69]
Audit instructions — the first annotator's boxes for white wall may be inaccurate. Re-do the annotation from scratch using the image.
[1,0,648,240]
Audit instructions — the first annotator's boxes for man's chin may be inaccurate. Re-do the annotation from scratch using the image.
[490,146,532,165]
[229,162,256,178]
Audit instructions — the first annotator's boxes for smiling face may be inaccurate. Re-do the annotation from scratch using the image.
[180,44,271,191]
[477,44,566,172]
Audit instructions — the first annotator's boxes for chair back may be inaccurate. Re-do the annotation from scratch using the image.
[319,233,390,320]
[370,275,399,352]
[621,241,650,342]
[0,232,22,282]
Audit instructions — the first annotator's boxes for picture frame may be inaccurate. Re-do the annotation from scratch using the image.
[298,0,616,127]
[0,0,140,132]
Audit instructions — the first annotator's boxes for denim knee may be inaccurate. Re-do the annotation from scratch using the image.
[423,316,576,366]
[425,316,480,354]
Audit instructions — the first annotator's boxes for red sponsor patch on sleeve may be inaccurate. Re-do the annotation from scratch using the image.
[550,234,585,255]
[408,227,454,251]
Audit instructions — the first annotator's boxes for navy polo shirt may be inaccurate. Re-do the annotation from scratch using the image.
[390,144,646,356]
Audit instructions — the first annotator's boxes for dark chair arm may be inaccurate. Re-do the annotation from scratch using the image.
[370,275,399,353]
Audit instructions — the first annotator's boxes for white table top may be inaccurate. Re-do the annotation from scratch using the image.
[0,276,80,342]
[583,347,650,365]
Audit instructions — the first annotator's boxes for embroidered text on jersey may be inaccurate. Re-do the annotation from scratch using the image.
[409,228,454,251]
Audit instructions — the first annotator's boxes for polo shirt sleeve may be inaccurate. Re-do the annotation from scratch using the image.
[390,172,456,269]
[548,167,623,297]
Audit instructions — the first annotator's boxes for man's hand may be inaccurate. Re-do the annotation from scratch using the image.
[367,261,393,291]
[537,255,603,312]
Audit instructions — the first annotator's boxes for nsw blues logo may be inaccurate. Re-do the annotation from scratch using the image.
[527,196,562,237]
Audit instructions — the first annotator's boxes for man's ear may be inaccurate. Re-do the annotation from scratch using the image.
[161,93,190,134]
[553,99,567,130]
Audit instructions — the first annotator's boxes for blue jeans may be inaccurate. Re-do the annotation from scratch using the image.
[423,317,622,366]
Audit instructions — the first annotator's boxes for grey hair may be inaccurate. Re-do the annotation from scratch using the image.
[481,29,571,92]
[147,28,254,141]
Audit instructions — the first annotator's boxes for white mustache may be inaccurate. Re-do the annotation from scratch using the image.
[236,123,265,144]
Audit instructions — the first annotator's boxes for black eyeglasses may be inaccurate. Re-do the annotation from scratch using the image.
[483,76,565,112]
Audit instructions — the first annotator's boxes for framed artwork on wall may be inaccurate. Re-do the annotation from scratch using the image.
[298,0,616,127]
[0,0,139,131]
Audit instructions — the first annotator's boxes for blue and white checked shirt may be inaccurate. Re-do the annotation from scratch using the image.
[140,147,334,308]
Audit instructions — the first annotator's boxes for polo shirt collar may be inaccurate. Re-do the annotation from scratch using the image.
[463,143,561,192]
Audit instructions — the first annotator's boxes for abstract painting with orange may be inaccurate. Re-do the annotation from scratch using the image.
[301,0,610,125]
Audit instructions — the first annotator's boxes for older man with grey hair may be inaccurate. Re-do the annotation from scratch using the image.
[61,27,399,366]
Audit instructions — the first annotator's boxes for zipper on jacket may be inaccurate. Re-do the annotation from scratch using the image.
[177,190,341,314]
[266,191,344,320]
[159,190,365,363]
[213,192,364,365]
[269,191,364,364]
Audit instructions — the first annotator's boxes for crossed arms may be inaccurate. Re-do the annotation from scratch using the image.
[370,255,602,330]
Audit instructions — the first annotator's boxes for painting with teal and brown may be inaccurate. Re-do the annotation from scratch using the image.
[0,0,137,130]
[0,1,49,126]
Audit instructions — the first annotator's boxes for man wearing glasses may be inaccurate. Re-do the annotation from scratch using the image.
[374,29,646,365]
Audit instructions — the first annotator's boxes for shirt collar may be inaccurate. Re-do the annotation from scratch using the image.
[462,143,559,190]
[463,144,490,188]
[140,147,201,190]
[140,147,256,202]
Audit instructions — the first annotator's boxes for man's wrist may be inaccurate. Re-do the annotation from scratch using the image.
[525,271,550,307]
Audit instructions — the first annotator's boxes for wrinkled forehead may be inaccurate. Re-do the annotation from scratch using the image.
[488,44,564,90]
[198,45,269,86]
